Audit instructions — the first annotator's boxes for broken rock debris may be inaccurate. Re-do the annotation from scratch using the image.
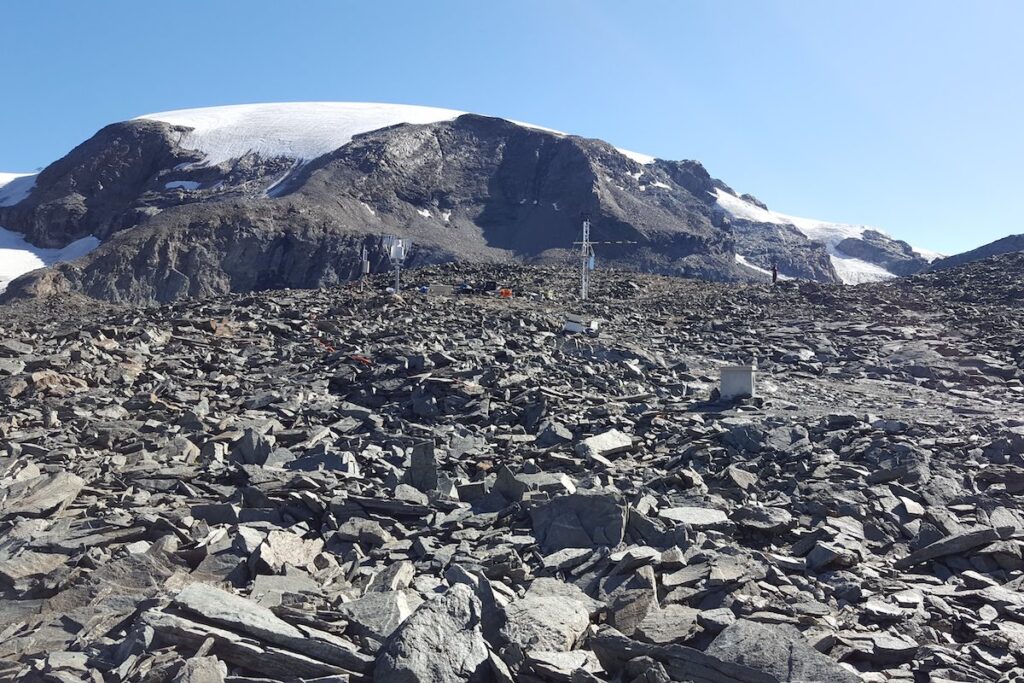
[0,258,1023,681]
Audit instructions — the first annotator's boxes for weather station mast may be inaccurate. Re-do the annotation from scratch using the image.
[574,215,636,300]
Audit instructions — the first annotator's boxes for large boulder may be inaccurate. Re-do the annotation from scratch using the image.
[375,583,489,682]
[705,619,859,682]
[530,492,627,552]
[500,596,590,652]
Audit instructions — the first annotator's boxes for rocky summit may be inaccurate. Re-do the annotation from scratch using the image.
[0,252,1023,682]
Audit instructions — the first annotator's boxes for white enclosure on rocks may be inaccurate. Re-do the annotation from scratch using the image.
[720,365,756,401]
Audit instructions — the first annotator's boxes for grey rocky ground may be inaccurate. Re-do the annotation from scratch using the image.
[1,253,1023,682]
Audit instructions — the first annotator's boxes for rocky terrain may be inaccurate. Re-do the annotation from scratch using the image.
[1,252,1022,682]
[0,103,937,304]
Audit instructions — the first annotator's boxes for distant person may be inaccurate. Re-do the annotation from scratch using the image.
[771,261,779,285]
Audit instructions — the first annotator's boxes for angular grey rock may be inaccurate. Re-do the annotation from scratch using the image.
[0,471,85,519]
[172,583,372,674]
[526,577,605,617]
[634,604,702,645]
[658,506,729,530]
[375,583,489,683]
[531,493,628,552]
[405,441,439,493]
[575,429,633,460]
[731,506,792,532]
[500,596,590,652]
[705,619,859,682]
[894,526,1012,568]
[335,591,412,641]
[172,656,227,683]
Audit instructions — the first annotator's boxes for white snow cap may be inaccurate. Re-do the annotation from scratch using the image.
[715,188,940,284]
[137,102,655,167]
[0,172,38,207]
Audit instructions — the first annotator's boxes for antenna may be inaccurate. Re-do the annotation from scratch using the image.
[380,234,412,293]
[573,216,636,300]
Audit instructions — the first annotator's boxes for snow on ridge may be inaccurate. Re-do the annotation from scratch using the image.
[0,226,99,293]
[138,103,465,167]
[136,102,655,167]
[715,188,935,283]
[0,172,38,207]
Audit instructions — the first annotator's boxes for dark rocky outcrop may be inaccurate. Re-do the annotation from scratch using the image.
[729,219,838,281]
[834,229,930,276]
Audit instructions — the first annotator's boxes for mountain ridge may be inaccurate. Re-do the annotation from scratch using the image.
[0,102,947,302]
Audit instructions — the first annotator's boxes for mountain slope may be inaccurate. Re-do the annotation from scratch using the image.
[927,232,1024,272]
[0,102,939,302]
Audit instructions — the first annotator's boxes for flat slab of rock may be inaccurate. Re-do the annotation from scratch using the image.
[634,604,702,645]
[575,429,633,460]
[0,472,84,519]
[525,577,605,617]
[174,582,305,642]
[335,591,412,641]
[893,526,1012,568]
[173,583,372,674]
[172,655,227,683]
[590,625,779,683]
[659,506,729,530]
[143,609,350,680]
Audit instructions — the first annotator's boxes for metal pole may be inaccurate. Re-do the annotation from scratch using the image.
[359,246,368,292]
[394,261,401,293]
[581,219,591,300]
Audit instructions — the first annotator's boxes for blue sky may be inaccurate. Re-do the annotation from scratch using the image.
[1,1,1020,253]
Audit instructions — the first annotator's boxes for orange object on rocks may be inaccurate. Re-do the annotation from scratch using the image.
[499,288,513,298]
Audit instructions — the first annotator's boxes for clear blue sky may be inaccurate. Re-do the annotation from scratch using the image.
[1,1,1021,253]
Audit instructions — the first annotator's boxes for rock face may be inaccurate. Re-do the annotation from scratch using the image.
[729,218,838,281]
[834,229,930,276]
[500,596,591,652]
[0,255,1022,681]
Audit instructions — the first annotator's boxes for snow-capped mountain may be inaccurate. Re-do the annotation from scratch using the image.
[714,188,940,284]
[0,101,941,302]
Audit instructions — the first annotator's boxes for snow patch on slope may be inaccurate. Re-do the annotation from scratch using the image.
[165,180,200,191]
[137,102,655,167]
[0,227,99,292]
[829,251,897,285]
[735,253,791,280]
[715,188,932,283]
[0,172,38,207]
